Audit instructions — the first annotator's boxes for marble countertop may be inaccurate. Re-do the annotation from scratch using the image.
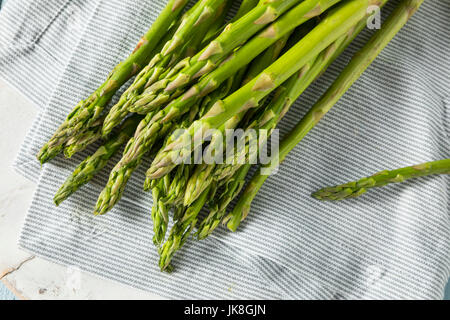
[0,79,162,299]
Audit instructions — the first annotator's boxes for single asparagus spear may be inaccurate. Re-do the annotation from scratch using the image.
[129,0,341,115]
[63,116,105,158]
[129,0,305,111]
[312,159,450,201]
[151,174,171,245]
[161,163,193,206]
[146,0,369,180]
[158,186,212,271]
[234,0,260,21]
[198,0,260,48]
[94,115,172,215]
[102,0,228,137]
[53,115,142,206]
[227,0,425,231]
[37,0,190,164]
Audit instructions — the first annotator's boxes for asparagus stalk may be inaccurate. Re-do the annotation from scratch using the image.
[129,0,305,112]
[37,0,189,164]
[146,0,369,180]
[198,0,259,48]
[151,174,171,245]
[234,0,260,21]
[63,116,105,158]
[102,0,228,137]
[312,159,450,201]
[161,163,193,205]
[227,0,424,231]
[129,0,341,115]
[53,115,141,206]
[159,186,212,271]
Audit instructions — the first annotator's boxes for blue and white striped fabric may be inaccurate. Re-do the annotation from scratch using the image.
[1,0,449,299]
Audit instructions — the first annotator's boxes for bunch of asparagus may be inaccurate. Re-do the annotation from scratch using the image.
[41,0,425,271]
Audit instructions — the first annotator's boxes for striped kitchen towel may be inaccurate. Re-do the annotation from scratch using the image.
[1,0,450,299]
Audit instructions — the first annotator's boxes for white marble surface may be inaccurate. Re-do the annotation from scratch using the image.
[0,79,162,299]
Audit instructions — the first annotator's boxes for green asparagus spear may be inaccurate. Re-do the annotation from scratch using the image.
[53,115,141,206]
[37,0,189,164]
[63,116,104,159]
[161,163,193,205]
[158,186,212,271]
[146,0,369,180]
[93,113,173,215]
[235,0,260,21]
[151,174,171,245]
[198,0,259,48]
[227,0,425,231]
[312,159,450,201]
